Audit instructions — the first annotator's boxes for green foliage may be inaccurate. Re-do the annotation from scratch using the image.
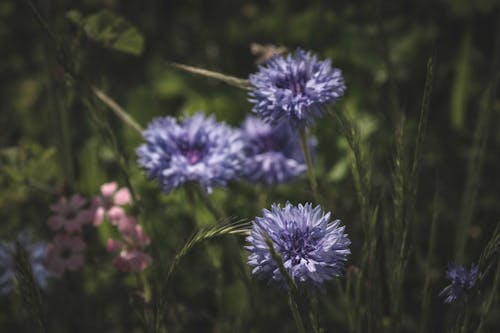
[67,9,144,56]
[1,0,499,332]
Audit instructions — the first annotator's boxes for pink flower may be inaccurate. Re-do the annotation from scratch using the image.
[46,234,86,277]
[106,218,151,272]
[123,225,151,248]
[93,182,132,226]
[113,249,152,272]
[47,194,93,233]
[106,239,123,253]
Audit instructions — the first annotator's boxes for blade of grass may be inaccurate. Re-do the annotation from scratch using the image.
[14,242,48,333]
[299,129,321,204]
[92,86,143,135]
[455,10,500,262]
[418,181,441,333]
[263,236,307,333]
[169,62,251,91]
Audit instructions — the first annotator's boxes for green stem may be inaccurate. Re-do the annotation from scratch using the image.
[299,129,320,203]
[92,86,143,135]
[475,257,500,333]
[288,295,307,333]
[194,185,224,221]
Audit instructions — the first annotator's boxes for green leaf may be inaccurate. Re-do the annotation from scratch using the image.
[451,31,471,130]
[67,9,144,56]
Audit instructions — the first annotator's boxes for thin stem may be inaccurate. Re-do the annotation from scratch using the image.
[308,296,322,333]
[194,185,224,221]
[169,62,251,91]
[475,257,500,333]
[92,86,143,135]
[419,182,440,333]
[299,129,320,203]
[288,295,307,333]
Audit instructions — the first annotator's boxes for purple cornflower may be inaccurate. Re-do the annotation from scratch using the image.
[440,262,479,303]
[246,203,351,290]
[137,112,244,194]
[241,116,316,185]
[0,232,51,294]
[249,48,346,129]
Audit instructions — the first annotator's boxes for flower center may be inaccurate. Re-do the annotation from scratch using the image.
[63,209,78,220]
[279,224,319,264]
[276,72,307,96]
[61,247,72,259]
[178,138,207,165]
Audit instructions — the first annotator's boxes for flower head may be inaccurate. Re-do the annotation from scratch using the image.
[249,48,346,129]
[0,232,51,294]
[48,194,93,233]
[241,116,316,185]
[439,262,479,303]
[46,234,86,277]
[92,182,132,226]
[246,203,351,290]
[137,112,244,194]
[105,215,151,272]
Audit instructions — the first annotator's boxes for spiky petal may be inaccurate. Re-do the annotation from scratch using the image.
[439,262,478,303]
[249,48,346,129]
[246,202,351,290]
[137,112,244,194]
[241,116,316,185]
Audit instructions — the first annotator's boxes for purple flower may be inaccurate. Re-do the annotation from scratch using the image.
[137,112,244,194]
[246,203,351,290]
[0,232,51,294]
[249,48,346,129]
[241,116,316,185]
[440,262,479,303]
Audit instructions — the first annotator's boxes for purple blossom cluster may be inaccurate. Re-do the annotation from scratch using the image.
[0,232,51,294]
[241,116,315,185]
[440,262,479,303]
[137,112,244,194]
[246,203,351,290]
[249,48,346,129]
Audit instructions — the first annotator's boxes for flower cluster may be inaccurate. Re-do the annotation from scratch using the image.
[92,182,151,272]
[48,194,94,233]
[246,202,351,290]
[249,48,346,129]
[92,182,132,226]
[241,116,316,185]
[46,234,86,277]
[46,194,94,276]
[106,217,152,273]
[137,112,244,194]
[0,231,51,294]
[440,262,479,303]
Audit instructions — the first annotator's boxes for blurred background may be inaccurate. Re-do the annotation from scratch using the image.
[1,0,499,332]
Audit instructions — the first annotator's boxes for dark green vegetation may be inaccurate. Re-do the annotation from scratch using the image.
[1,0,499,332]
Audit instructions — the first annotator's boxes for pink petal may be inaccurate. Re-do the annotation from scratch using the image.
[113,255,131,272]
[131,225,151,247]
[127,250,152,272]
[69,194,87,209]
[107,206,126,225]
[47,215,64,231]
[93,207,105,226]
[113,188,132,206]
[117,216,137,234]
[106,239,124,253]
[115,250,151,272]
[66,254,85,271]
[49,197,68,214]
[100,182,118,197]
[64,219,83,233]
[78,209,95,225]
[68,236,86,251]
